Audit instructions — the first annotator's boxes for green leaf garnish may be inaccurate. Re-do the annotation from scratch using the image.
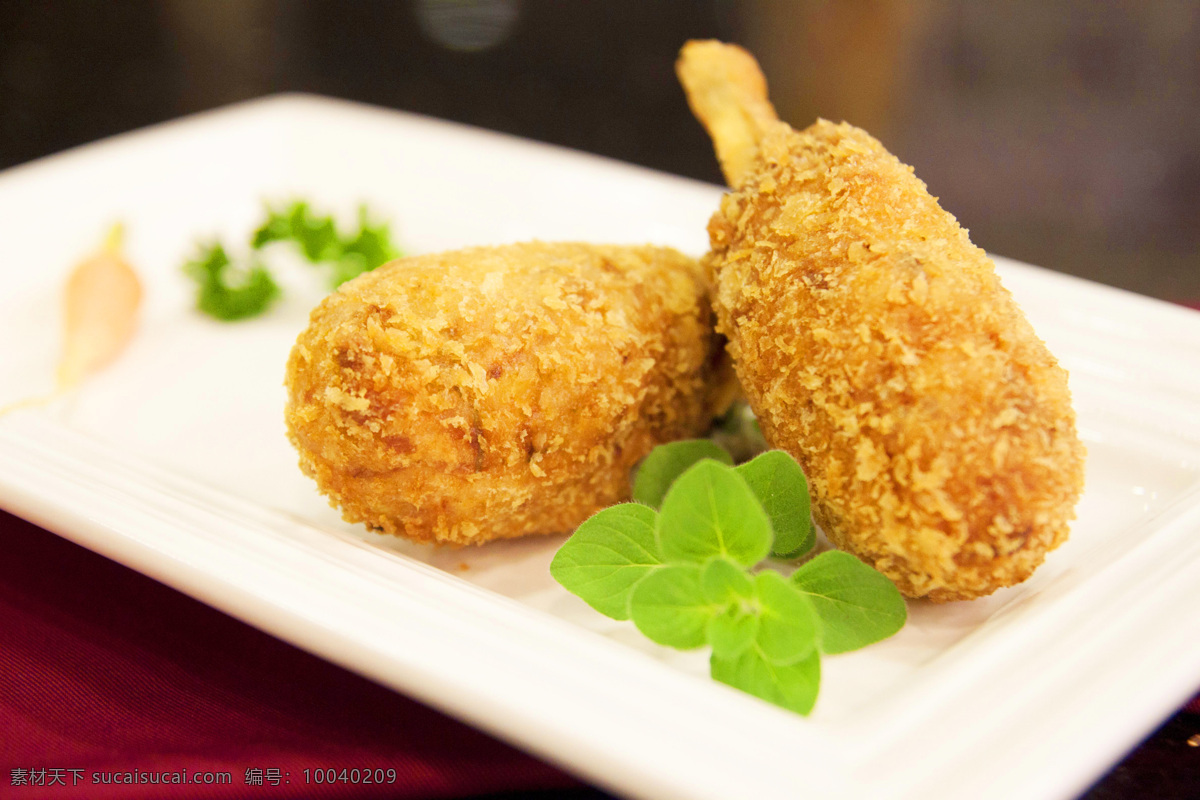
[707,605,760,660]
[253,200,402,288]
[700,557,755,606]
[736,450,815,558]
[702,558,759,658]
[550,444,908,717]
[253,200,340,261]
[658,460,771,568]
[791,550,907,654]
[183,242,280,321]
[630,564,716,649]
[711,646,821,716]
[186,199,403,321]
[333,206,403,286]
[549,503,660,621]
[752,570,821,665]
[632,439,733,508]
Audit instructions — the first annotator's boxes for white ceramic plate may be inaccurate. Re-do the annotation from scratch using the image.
[1,95,1198,800]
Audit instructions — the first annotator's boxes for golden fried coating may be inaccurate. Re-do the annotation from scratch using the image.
[285,242,734,546]
[678,41,1086,601]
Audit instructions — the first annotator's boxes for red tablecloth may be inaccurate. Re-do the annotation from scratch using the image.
[0,510,603,799]
[2,507,1197,800]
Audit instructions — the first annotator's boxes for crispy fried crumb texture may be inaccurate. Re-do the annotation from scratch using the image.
[706,120,1087,601]
[285,242,733,545]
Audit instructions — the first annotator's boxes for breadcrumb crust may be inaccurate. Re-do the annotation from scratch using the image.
[285,242,734,545]
[706,120,1087,601]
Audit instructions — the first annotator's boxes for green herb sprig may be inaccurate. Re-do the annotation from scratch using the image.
[252,201,401,289]
[185,199,402,321]
[550,441,906,716]
[183,242,280,322]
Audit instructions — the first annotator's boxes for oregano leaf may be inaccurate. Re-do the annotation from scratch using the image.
[791,550,907,654]
[754,570,821,665]
[700,557,755,606]
[735,450,814,558]
[633,440,733,509]
[657,460,771,567]
[707,605,759,660]
[629,563,719,649]
[701,558,759,659]
[711,646,821,716]
[550,503,661,620]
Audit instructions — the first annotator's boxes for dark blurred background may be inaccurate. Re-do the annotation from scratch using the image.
[1,0,1198,300]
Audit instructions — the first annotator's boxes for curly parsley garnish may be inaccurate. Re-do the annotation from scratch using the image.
[252,201,402,288]
[185,200,402,321]
[184,242,280,321]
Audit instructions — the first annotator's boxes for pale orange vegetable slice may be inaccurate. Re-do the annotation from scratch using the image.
[57,224,142,390]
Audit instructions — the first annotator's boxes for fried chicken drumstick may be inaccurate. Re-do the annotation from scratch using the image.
[678,41,1086,601]
[286,242,733,545]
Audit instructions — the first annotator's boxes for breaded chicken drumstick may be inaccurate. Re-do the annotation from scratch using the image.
[677,41,1085,601]
[286,242,734,545]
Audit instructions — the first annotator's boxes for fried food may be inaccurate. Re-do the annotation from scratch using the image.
[678,41,1086,601]
[285,241,734,545]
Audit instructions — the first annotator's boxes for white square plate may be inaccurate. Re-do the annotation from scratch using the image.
[1,95,1199,800]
